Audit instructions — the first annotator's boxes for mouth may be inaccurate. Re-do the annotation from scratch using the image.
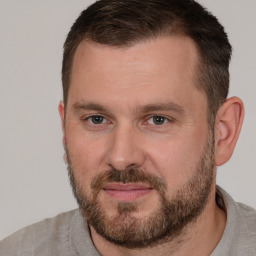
[103,183,153,201]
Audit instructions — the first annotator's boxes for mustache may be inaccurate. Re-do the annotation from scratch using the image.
[91,168,167,195]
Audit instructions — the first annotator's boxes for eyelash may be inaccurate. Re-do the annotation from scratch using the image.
[84,115,109,125]
[83,114,172,127]
[146,116,170,125]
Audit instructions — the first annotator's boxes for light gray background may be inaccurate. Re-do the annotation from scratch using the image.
[0,0,255,240]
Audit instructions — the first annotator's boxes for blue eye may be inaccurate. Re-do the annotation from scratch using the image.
[148,116,168,125]
[88,115,106,124]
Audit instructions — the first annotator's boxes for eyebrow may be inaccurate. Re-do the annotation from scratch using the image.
[72,101,184,115]
[136,102,184,115]
[73,102,107,112]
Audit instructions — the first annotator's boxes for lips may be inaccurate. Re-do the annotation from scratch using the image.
[103,183,153,201]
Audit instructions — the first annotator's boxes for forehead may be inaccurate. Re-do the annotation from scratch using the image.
[71,36,199,82]
[68,35,206,112]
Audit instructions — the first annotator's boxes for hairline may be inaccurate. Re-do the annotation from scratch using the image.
[65,32,209,110]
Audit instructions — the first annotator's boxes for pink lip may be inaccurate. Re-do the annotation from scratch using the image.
[103,183,153,201]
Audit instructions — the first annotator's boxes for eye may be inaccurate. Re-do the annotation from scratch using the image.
[87,115,107,125]
[147,115,168,125]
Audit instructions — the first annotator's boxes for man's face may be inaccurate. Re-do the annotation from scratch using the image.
[62,36,215,247]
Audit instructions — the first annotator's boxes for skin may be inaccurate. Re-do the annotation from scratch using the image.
[59,36,244,255]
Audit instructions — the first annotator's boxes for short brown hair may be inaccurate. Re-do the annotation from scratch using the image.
[62,0,232,126]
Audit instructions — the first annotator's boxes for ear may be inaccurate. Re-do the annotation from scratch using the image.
[58,101,66,146]
[214,97,244,166]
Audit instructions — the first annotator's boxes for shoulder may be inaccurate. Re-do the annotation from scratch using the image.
[213,187,256,255]
[221,188,256,236]
[236,202,256,235]
[230,201,256,255]
[0,209,79,256]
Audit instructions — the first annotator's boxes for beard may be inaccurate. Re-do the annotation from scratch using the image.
[66,131,215,249]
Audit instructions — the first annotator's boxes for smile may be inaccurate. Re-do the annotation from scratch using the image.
[103,183,153,201]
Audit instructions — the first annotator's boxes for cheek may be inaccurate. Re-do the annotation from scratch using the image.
[145,131,208,190]
[66,128,109,184]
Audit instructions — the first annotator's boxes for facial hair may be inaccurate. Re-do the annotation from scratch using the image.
[66,132,215,249]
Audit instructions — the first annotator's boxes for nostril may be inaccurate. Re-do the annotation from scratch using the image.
[108,163,142,172]
[107,153,145,172]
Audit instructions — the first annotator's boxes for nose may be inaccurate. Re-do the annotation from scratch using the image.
[106,125,145,171]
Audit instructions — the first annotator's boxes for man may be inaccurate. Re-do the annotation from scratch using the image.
[1,0,255,255]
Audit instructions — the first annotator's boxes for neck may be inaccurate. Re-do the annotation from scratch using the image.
[90,186,226,256]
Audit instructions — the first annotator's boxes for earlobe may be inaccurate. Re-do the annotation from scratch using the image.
[214,97,244,166]
[58,101,66,146]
